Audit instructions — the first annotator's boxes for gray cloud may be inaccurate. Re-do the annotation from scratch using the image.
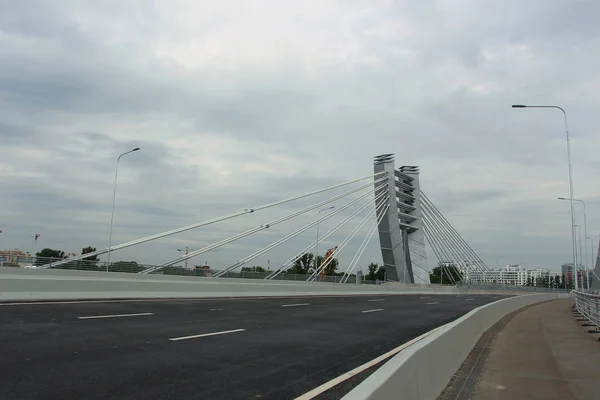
[1,1,599,273]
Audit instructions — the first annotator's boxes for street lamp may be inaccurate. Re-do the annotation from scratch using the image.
[315,206,335,273]
[558,197,588,273]
[177,247,189,269]
[512,104,578,289]
[576,224,584,289]
[107,147,140,270]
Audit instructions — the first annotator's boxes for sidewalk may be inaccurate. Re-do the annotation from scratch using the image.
[474,298,600,400]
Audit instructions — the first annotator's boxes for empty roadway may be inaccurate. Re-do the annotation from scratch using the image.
[0,294,508,400]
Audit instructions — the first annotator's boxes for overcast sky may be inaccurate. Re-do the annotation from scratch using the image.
[1,0,599,274]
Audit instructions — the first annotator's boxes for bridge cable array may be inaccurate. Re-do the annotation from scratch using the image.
[420,191,490,283]
[145,175,388,274]
[306,193,389,281]
[340,202,389,284]
[41,171,386,269]
[215,187,388,278]
[263,191,387,280]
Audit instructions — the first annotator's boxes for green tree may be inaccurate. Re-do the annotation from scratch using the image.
[376,265,386,281]
[430,263,462,285]
[241,266,266,273]
[323,257,339,275]
[80,246,99,269]
[554,275,561,288]
[34,248,66,266]
[81,246,98,261]
[366,262,379,281]
[287,252,314,274]
[313,254,340,276]
[110,261,144,273]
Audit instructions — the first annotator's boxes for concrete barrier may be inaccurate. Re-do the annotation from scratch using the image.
[342,293,567,400]
[0,267,460,301]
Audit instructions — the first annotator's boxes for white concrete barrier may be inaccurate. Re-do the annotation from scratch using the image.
[342,293,567,400]
[0,267,459,301]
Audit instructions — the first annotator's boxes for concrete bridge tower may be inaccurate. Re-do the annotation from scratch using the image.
[374,154,429,284]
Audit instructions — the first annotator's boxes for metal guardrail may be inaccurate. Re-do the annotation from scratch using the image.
[5,257,574,292]
[456,282,569,294]
[573,290,600,330]
[4,256,377,284]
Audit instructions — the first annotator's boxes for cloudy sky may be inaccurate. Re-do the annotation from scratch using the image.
[1,0,599,274]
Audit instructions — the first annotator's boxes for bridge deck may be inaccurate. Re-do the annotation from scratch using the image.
[0,294,504,400]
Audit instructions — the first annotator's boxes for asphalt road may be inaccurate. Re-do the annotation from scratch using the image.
[0,294,507,400]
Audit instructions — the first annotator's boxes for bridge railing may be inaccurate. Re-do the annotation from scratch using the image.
[9,256,378,284]
[573,290,600,330]
[456,282,570,294]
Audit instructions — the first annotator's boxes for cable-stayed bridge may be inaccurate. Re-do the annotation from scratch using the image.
[40,154,490,284]
[1,154,572,400]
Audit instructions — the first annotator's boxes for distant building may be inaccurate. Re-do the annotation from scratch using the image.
[453,262,553,286]
[561,263,587,287]
[0,250,33,267]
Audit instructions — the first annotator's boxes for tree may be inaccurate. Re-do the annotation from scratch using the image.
[287,252,314,274]
[111,261,145,273]
[80,246,99,269]
[323,257,339,276]
[241,266,266,273]
[430,263,462,285]
[34,248,66,266]
[561,274,566,289]
[81,246,98,261]
[313,254,339,276]
[376,265,386,281]
[366,262,379,281]
[554,275,561,289]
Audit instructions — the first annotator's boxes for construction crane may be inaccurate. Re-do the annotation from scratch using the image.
[319,246,338,280]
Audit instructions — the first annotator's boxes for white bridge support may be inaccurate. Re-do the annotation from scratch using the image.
[374,155,429,284]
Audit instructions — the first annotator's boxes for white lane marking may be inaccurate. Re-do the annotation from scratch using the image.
[281,303,310,307]
[426,302,440,305]
[368,299,385,302]
[465,298,474,301]
[362,308,384,313]
[0,294,406,306]
[420,296,431,299]
[169,329,245,341]
[294,325,446,400]
[78,312,154,320]
[210,308,223,311]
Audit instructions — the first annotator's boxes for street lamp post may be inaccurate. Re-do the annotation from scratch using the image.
[512,105,578,289]
[576,224,584,288]
[315,206,335,273]
[587,236,593,278]
[107,147,140,271]
[177,247,189,269]
[558,197,588,276]
[592,235,600,269]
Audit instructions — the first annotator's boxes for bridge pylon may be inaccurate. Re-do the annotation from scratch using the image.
[374,154,429,284]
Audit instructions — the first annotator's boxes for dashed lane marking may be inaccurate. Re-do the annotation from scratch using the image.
[78,312,154,320]
[362,309,384,313]
[169,329,245,341]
